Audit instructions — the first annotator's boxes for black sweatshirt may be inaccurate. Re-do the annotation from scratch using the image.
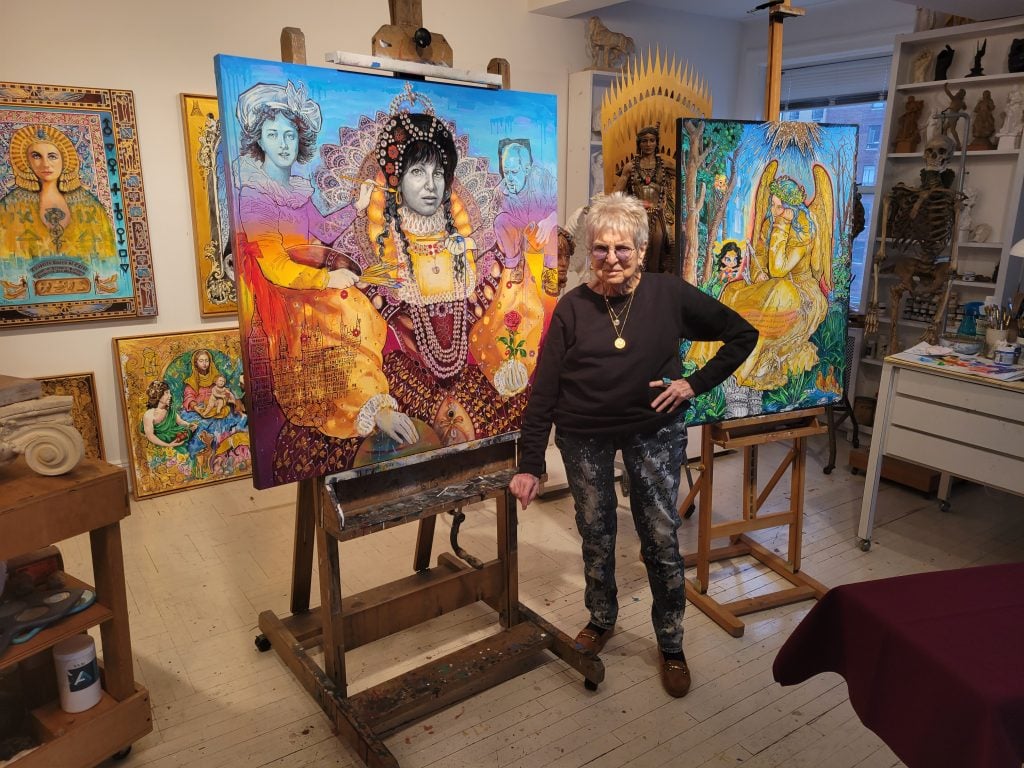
[517,274,758,476]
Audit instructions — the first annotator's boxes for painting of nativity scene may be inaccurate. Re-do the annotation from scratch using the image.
[677,119,858,423]
[115,329,251,499]
[214,56,558,488]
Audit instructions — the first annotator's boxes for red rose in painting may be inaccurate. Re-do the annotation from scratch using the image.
[504,310,522,332]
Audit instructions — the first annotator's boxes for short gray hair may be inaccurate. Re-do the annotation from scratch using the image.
[584,192,649,252]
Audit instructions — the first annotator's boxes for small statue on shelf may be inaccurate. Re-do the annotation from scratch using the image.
[935,44,955,80]
[893,94,925,152]
[966,38,987,77]
[941,84,967,150]
[996,85,1024,150]
[968,90,996,150]
[586,16,635,70]
[910,49,935,83]
[1009,39,1024,73]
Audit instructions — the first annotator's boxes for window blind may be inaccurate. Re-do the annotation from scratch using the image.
[781,56,892,110]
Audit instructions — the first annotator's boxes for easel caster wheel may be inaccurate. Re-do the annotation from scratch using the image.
[939,500,951,512]
[850,467,859,476]
[255,634,271,652]
[824,465,834,475]
[112,746,132,760]
[859,539,871,552]
[584,679,599,691]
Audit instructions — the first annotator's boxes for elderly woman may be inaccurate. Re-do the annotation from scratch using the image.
[509,192,756,697]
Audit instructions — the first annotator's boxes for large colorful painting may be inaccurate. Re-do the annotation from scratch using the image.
[676,119,857,424]
[114,329,250,499]
[214,55,558,488]
[0,81,157,326]
[181,94,236,316]
[34,372,105,459]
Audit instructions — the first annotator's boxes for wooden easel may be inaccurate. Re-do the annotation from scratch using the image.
[678,410,828,637]
[675,0,829,637]
[255,27,599,768]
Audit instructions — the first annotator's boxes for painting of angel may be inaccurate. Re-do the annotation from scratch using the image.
[214,56,558,488]
[0,81,157,326]
[677,119,857,423]
[114,329,250,499]
[181,94,236,316]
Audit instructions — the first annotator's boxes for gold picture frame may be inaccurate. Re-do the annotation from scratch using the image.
[33,372,105,460]
[114,328,250,499]
[181,94,236,316]
[0,80,158,326]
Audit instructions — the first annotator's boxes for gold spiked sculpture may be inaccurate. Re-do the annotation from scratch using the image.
[600,48,713,193]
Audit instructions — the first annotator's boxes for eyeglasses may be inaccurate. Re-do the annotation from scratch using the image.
[591,244,636,264]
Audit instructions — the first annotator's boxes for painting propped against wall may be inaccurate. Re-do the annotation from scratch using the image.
[0,81,157,326]
[34,372,105,460]
[114,329,251,499]
[214,56,558,489]
[677,119,857,425]
[182,94,236,316]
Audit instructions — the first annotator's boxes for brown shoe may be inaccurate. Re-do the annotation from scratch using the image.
[661,654,691,697]
[573,624,614,655]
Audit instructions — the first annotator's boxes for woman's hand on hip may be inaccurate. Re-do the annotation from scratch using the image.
[509,473,541,510]
[650,377,695,413]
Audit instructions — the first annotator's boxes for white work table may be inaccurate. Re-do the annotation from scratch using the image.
[857,355,1024,550]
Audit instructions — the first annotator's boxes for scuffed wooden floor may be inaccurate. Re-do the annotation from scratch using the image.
[57,433,1023,767]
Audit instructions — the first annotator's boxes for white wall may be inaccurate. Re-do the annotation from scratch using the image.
[1,0,588,468]
[733,0,917,119]
[581,3,743,118]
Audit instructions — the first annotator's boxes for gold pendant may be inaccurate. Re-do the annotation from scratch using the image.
[614,337,626,350]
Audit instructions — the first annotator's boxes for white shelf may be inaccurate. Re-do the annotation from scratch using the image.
[896,71,1024,92]
[888,149,1020,159]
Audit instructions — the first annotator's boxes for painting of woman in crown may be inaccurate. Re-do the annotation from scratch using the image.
[216,59,557,487]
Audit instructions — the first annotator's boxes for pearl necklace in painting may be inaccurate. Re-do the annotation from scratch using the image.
[603,289,637,350]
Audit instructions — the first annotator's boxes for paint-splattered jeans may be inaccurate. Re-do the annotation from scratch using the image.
[555,414,688,653]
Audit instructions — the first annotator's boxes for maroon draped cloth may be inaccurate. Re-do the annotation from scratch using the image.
[773,563,1024,768]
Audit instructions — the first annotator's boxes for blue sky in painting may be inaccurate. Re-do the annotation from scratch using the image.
[213,55,557,179]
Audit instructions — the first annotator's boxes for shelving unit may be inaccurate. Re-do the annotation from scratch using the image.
[857,15,1024,403]
[0,458,151,767]
[566,69,616,217]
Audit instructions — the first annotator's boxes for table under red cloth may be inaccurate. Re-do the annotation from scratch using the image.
[773,563,1024,768]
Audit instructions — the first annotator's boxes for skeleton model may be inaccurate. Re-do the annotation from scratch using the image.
[868,133,967,353]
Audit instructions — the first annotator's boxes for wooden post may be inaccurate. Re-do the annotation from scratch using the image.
[763,1,804,121]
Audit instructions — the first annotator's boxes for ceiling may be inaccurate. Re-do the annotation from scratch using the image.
[528,0,1024,22]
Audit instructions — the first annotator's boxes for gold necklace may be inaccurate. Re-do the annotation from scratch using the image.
[604,290,636,350]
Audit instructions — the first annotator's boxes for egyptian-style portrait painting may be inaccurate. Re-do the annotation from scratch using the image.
[114,329,251,499]
[0,81,157,326]
[677,119,857,424]
[181,94,235,316]
[34,372,105,459]
[214,56,558,488]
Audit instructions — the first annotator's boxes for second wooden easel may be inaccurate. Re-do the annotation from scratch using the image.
[676,0,830,638]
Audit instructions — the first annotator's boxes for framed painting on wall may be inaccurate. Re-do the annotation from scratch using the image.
[676,118,858,425]
[214,55,558,489]
[114,328,250,499]
[0,81,158,326]
[181,94,236,316]
[34,371,105,459]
